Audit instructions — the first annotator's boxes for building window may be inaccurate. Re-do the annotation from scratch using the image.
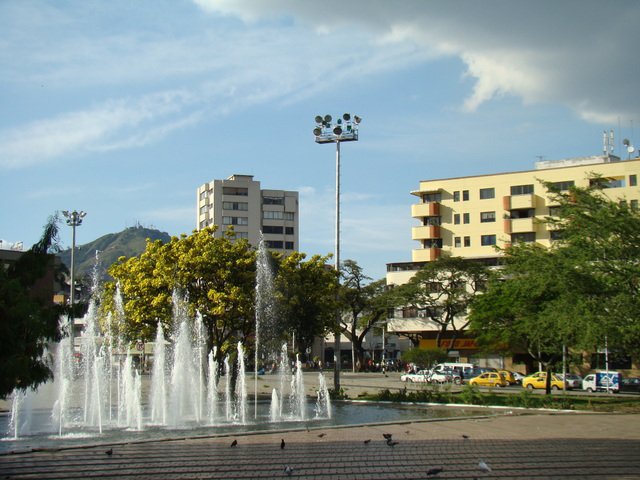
[262,225,284,234]
[222,201,248,211]
[285,226,294,235]
[630,175,637,187]
[199,220,207,229]
[479,187,495,199]
[222,216,248,226]
[424,216,441,226]
[510,208,535,219]
[453,191,460,202]
[199,205,208,214]
[263,211,283,220]
[285,241,294,250]
[511,232,535,243]
[590,177,625,188]
[463,213,470,224]
[199,191,207,200]
[463,236,471,247]
[222,187,248,196]
[510,184,534,196]
[480,211,496,223]
[462,190,469,201]
[423,238,443,248]
[454,237,461,248]
[548,206,561,217]
[481,234,496,246]
[550,230,563,241]
[631,199,639,211]
[284,212,294,221]
[548,180,575,192]
[265,240,283,249]
[263,196,284,205]
[422,192,441,203]
[454,214,460,225]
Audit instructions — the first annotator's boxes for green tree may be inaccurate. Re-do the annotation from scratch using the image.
[339,260,395,371]
[0,215,64,398]
[469,180,640,391]
[274,252,338,356]
[107,227,256,362]
[394,256,489,349]
[401,347,448,369]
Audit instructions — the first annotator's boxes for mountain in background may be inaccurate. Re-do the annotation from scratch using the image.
[58,226,172,281]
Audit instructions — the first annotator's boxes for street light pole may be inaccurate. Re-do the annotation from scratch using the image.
[62,210,86,344]
[313,113,361,392]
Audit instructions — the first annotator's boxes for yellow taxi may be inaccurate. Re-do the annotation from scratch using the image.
[522,371,565,390]
[468,371,508,388]
[498,370,516,385]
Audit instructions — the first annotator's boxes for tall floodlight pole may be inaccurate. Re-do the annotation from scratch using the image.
[313,113,361,392]
[62,210,86,344]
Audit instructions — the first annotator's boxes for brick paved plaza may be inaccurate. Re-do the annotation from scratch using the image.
[2,413,639,479]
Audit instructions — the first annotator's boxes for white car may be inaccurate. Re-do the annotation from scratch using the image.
[557,373,582,390]
[400,370,430,383]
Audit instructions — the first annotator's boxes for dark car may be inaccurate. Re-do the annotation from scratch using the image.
[620,377,640,393]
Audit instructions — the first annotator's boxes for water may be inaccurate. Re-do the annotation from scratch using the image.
[0,401,492,453]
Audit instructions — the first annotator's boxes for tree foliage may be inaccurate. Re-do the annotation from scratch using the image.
[274,252,338,356]
[394,256,489,349]
[469,180,640,369]
[0,214,64,398]
[107,227,256,361]
[339,260,396,370]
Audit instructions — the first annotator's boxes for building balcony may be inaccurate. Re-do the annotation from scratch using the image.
[411,202,440,218]
[411,225,441,240]
[504,194,536,210]
[412,247,442,262]
[508,217,536,233]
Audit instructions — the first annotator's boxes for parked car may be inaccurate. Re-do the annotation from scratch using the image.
[522,372,565,390]
[469,372,508,388]
[512,372,526,384]
[428,368,462,384]
[467,367,497,379]
[582,371,620,393]
[557,373,582,390]
[620,377,640,393]
[498,370,517,385]
[401,370,430,383]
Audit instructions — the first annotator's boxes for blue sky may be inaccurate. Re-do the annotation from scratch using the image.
[1,0,639,280]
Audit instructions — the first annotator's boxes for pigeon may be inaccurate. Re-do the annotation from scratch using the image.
[281,438,286,450]
[386,439,399,447]
[317,433,326,438]
[427,467,443,476]
[284,465,294,476]
[363,439,371,444]
[230,439,238,447]
[382,433,393,440]
[478,460,492,472]
[462,434,470,439]
[105,448,113,456]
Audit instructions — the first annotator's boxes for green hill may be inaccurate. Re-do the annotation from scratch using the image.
[58,226,171,281]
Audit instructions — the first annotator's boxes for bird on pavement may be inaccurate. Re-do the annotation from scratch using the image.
[317,433,326,438]
[386,439,399,447]
[426,467,443,476]
[105,448,113,456]
[284,465,294,476]
[363,439,371,444]
[462,434,470,439]
[281,438,286,450]
[230,439,237,447]
[382,433,392,440]
[478,460,492,472]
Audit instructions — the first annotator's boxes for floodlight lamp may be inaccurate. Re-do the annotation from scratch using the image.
[313,127,322,136]
[333,126,342,135]
[343,113,350,121]
[337,118,342,125]
[315,115,323,124]
[354,115,361,124]
[324,114,332,123]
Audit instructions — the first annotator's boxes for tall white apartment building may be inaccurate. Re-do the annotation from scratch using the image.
[196,174,299,252]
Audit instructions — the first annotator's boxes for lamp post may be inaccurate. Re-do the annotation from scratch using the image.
[62,210,86,343]
[313,113,361,392]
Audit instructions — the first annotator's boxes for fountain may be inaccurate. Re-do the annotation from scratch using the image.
[4,249,333,451]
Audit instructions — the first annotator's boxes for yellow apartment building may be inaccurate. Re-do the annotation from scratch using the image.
[386,154,640,370]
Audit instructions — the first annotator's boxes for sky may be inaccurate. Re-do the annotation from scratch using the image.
[1,1,639,280]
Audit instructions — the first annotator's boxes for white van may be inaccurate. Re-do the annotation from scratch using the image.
[582,371,620,392]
